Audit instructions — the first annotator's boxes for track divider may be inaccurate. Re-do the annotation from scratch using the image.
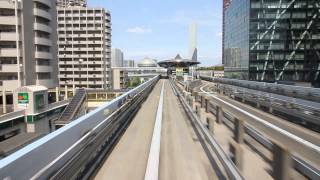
[144,81,165,180]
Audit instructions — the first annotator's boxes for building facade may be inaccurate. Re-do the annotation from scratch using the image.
[111,48,124,67]
[0,0,58,91]
[57,7,112,89]
[223,0,320,87]
[112,68,128,90]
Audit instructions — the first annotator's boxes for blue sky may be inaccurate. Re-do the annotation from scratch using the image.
[88,0,222,66]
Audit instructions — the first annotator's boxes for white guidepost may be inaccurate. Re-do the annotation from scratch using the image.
[144,81,164,180]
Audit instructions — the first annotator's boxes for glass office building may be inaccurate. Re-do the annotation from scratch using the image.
[223,0,320,87]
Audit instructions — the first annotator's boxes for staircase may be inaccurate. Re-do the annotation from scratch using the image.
[55,88,87,127]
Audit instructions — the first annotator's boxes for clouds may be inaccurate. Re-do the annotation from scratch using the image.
[126,27,152,34]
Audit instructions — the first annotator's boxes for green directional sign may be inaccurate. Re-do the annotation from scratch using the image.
[18,93,29,104]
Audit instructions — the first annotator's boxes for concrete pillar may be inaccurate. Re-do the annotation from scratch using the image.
[257,103,261,108]
[55,87,59,102]
[26,123,35,133]
[228,118,245,171]
[269,107,273,113]
[272,144,292,180]
[2,90,6,114]
[207,114,215,134]
[195,105,200,116]
[200,96,206,108]
[64,85,68,100]
[229,140,243,171]
[199,108,207,124]
[216,106,223,124]
[72,84,75,95]
[234,118,245,144]
[190,96,196,111]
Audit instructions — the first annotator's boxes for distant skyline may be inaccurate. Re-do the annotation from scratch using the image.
[88,0,222,66]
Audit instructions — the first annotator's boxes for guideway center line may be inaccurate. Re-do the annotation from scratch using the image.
[144,81,165,180]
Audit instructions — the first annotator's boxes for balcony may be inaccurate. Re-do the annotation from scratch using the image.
[0,32,19,41]
[0,64,18,72]
[35,37,52,46]
[0,16,18,26]
[0,1,21,9]
[36,65,53,72]
[1,80,20,91]
[34,0,52,8]
[33,8,52,21]
[36,79,56,88]
[35,51,53,59]
[34,23,52,33]
[0,48,19,57]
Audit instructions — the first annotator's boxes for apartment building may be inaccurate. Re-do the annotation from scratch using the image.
[0,0,58,91]
[57,7,112,89]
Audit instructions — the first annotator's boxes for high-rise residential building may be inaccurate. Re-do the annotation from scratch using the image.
[111,48,124,67]
[57,7,112,89]
[57,0,87,8]
[189,22,197,61]
[0,0,58,91]
[223,0,320,87]
[124,60,135,67]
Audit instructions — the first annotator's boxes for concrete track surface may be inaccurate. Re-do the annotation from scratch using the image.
[95,80,217,180]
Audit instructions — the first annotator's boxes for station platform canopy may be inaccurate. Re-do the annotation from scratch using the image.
[158,54,200,68]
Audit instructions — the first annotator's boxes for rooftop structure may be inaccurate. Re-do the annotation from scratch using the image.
[158,54,200,68]
[137,57,158,67]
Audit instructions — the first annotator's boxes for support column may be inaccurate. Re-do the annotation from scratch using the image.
[229,118,245,171]
[272,144,292,180]
[64,85,68,100]
[55,87,59,102]
[2,90,6,114]
[216,106,223,124]
[207,114,215,134]
[200,95,206,108]
[72,84,75,95]
[269,107,273,113]
[234,118,245,144]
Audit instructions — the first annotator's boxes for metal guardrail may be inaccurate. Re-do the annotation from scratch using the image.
[202,91,320,168]
[175,79,320,179]
[200,75,320,102]
[170,79,244,180]
[221,111,320,179]
[0,75,160,179]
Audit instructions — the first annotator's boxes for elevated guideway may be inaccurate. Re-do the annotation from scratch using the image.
[95,80,219,180]
[0,76,319,180]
